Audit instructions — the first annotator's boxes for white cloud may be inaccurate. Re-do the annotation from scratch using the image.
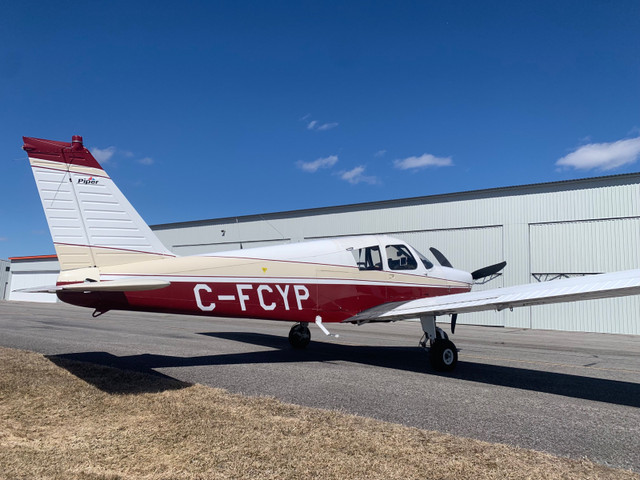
[91,145,154,166]
[316,122,338,131]
[374,149,387,158]
[0,236,7,241]
[91,146,116,163]
[303,116,339,131]
[297,155,339,173]
[393,153,453,170]
[556,137,640,171]
[339,165,379,185]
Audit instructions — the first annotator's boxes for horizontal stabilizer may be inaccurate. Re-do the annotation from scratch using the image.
[346,269,640,323]
[15,278,171,294]
[14,285,61,294]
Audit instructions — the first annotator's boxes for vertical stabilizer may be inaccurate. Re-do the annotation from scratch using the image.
[23,135,175,270]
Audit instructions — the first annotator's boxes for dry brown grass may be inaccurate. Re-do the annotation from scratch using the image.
[0,346,637,480]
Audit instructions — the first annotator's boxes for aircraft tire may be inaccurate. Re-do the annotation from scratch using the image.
[288,323,311,349]
[429,339,458,372]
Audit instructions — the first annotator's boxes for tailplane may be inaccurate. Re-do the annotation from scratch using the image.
[23,135,175,270]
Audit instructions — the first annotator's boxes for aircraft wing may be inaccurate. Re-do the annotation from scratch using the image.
[15,278,171,294]
[346,269,640,323]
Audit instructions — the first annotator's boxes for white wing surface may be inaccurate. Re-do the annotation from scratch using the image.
[346,269,640,323]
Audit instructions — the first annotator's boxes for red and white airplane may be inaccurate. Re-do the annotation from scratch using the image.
[21,135,640,371]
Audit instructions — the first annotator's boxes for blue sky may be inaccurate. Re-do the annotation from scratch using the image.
[1,1,639,259]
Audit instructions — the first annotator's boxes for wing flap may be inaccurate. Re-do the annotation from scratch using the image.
[347,269,640,323]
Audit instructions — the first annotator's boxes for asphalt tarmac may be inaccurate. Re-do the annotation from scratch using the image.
[1,300,639,472]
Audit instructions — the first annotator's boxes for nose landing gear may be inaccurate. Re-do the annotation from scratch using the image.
[420,315,458,372]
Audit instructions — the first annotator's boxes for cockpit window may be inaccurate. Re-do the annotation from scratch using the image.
[351,246,383,271]
[385,244,418,270]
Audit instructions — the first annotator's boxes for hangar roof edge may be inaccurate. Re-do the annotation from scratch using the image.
[9,254,58,262]
[151,172,640,230]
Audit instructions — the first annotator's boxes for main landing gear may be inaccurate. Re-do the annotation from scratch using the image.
[419,315,458,372]
[288,323,311,349]
[288,317,338,349]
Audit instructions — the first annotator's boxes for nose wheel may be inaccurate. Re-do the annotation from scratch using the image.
[288,323,311,349]
[420,315,459,372]
[429,338,458,371]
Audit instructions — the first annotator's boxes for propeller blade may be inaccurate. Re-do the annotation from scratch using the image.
[451,313,457,334]
[429,247,453,268]
[471,261,507,280]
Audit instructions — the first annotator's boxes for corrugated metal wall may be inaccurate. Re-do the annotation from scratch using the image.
[153,174,640,334]
[529,218,640,333]
[530,218,640,273]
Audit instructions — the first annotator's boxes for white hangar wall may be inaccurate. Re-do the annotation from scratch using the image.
[152,173,640,335]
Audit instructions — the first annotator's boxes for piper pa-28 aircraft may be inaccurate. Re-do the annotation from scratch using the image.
[21,135,640,371]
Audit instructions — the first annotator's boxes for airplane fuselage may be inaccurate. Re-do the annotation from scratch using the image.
[57,235,473,323]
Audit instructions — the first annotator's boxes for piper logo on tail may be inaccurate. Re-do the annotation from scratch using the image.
[77,177,98,185]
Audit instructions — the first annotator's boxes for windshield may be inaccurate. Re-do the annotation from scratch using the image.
[416,250,434,270]
[385,244,418,270]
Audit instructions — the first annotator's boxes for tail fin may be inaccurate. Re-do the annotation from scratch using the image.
[23,135,175,270]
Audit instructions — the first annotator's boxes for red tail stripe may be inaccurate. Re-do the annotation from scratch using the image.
[23,136,104,171]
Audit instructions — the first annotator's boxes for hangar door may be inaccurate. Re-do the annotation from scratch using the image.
[396,226,505,327]
[529,218,640,334]
[9,272,59,303]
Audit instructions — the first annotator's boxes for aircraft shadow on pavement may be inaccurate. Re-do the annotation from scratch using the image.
[197,332,640,408]
[47,353,191,395]
[47,331,640,407]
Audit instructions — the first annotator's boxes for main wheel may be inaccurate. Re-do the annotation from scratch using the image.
[288,323,311,349]
[429,339,458,372]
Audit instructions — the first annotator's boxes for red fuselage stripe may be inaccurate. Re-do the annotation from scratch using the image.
[57,280,470,323]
